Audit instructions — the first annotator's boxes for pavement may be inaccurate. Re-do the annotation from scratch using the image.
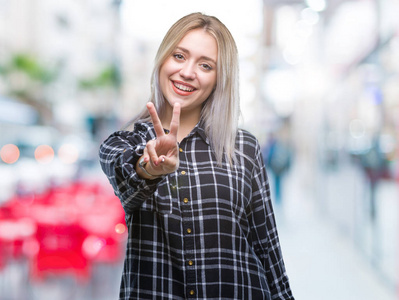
[272,160,397,300]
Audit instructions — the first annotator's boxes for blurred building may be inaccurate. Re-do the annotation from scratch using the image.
[261,0,399,292]
[0,0,122,137]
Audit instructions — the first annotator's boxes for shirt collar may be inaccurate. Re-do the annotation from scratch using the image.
[191,121,209,145]
[160,121,209,145]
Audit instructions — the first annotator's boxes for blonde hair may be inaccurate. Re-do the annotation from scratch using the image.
[130,12,241,166]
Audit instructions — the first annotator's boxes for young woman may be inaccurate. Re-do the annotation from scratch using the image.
[99,12,294,300]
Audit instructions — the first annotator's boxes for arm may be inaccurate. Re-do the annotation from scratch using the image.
[249,142,294,299]
[99,128,165,214]
[99,102,181,214]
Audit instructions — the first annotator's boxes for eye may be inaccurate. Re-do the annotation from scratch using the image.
[173,53,185,60]
[201,63,213,71]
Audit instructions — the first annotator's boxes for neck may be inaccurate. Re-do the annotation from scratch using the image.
[161,105,201,142]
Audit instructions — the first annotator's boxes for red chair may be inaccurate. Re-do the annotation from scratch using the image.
[30,222,89,282]
[0,217,37,260]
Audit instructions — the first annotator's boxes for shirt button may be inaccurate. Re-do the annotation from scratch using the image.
[181,171,186,175]
[188,260,193,266]
[183,198,189,203]
[189,290,195,296]
[179,148,183,152]
[186,228,192,234]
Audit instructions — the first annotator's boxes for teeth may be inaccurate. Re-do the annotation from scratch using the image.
[174,82,194,92]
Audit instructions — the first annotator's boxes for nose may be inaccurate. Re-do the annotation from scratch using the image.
[179,61,196,80]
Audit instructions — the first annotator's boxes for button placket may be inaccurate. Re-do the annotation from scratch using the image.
[178,143,198,298]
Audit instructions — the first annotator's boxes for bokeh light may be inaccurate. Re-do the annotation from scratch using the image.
[34,145,54,164]
[82,235,106,258]
[0,144,20,164]
[115,223,126,234]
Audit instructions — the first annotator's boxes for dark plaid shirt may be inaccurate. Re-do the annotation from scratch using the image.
[99,121,294,300]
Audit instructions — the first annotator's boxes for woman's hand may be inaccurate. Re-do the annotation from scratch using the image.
[138,102,181,178]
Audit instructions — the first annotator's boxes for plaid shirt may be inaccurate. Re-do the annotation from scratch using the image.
[99,121,294,300]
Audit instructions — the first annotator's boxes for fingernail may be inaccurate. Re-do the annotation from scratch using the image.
[161,157,165,163]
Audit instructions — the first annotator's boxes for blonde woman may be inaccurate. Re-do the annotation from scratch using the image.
[99,12,294,300]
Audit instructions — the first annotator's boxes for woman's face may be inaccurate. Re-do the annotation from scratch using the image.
[159,29,218,118]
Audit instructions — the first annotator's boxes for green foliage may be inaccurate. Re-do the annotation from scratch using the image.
[0,53,59,124]
[1,53,58,83]
[79,64,121,90]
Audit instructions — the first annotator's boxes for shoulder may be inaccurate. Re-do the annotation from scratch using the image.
[101,122,155,147]
[235,128,260,151]
[132,121,156,139]
[115,121,155,139]
[235,128,263,167]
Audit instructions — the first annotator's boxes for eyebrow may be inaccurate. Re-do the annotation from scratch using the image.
[176,47,217,65]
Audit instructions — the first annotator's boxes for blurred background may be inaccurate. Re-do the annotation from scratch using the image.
[0,0,398,299]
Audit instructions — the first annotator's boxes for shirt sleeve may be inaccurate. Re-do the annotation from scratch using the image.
[98,124,165,215]
[249,141,294,299]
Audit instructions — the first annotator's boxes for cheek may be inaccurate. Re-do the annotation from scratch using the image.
[206,76,217,92]
[159,62,170,80]
[160,59,178,75]
[159,68,171,90]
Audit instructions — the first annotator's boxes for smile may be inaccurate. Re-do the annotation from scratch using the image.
[173,81,196,92]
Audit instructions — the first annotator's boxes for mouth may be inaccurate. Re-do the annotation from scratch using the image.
[171,80,196,95]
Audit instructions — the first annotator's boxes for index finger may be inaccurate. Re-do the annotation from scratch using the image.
[147,102,165,137]
[168,103,181,138]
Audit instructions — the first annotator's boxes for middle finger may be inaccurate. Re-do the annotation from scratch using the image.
[168,103,181,139]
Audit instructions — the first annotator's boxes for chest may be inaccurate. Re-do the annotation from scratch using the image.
[157,143,253,221]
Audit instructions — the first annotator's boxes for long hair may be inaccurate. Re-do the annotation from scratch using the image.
[128,12,241,166]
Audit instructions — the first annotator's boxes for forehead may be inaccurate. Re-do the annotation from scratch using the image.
[176,29,218,58]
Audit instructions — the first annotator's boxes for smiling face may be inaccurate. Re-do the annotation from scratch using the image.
[159,28,218,121]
